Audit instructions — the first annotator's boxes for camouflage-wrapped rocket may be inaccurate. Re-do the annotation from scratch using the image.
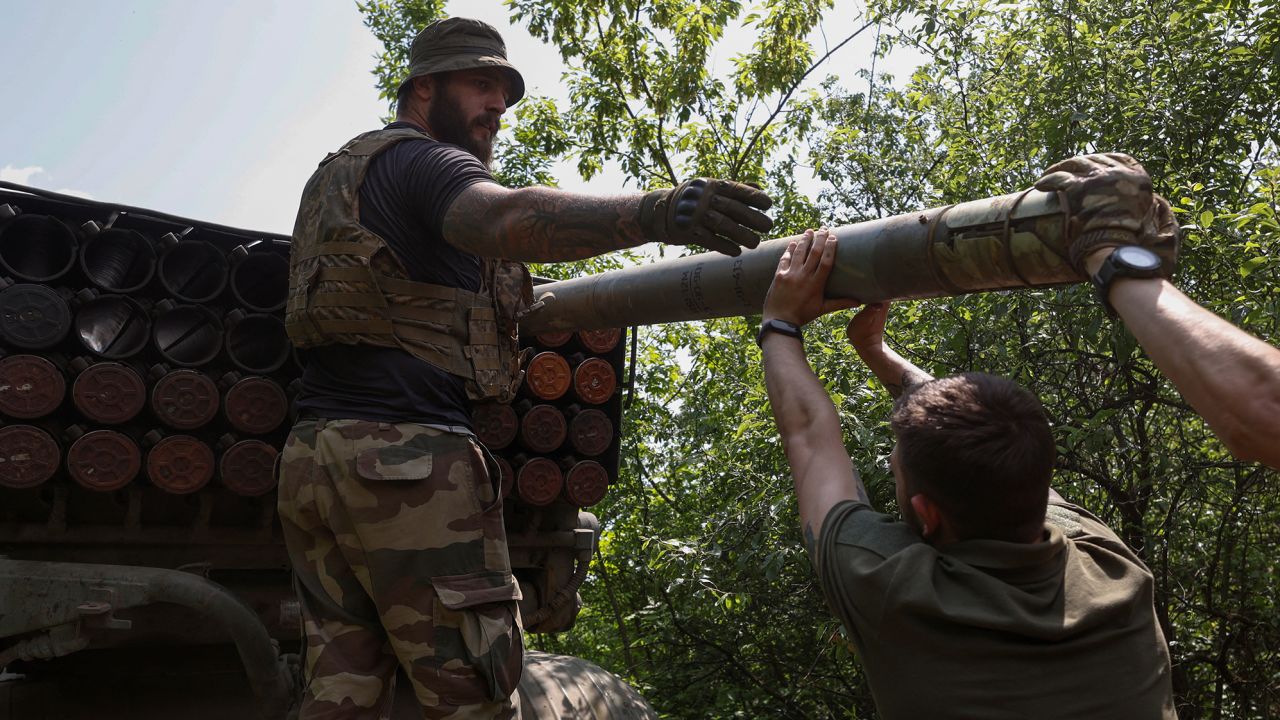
[522,188,1113,333]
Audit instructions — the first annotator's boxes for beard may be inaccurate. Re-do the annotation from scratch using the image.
[427,85,497,167]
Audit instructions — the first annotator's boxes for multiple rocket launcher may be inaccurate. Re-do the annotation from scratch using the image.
[0,204,294,498]
[0,187,626,518]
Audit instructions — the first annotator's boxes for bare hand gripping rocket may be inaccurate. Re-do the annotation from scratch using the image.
[522,186,1150,334]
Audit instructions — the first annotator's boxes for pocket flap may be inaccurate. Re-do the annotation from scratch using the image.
[431,571,522,609]
[355,447,433,481]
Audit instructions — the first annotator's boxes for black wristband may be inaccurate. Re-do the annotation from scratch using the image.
[756,318,803,347]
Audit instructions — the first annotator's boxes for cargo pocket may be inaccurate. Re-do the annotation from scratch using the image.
[431,570,524,703]
[355,445,433,481]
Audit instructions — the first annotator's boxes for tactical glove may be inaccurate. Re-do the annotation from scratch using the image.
[639,178,774,257]
[1034,152,1179,275]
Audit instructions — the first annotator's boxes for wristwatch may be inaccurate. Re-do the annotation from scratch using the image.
[756,318,803,347]
[1091,245,1162,317]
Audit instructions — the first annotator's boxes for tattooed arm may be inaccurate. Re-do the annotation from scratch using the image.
[761,229,868,568]
[441,183,650,262]
[845,303,934,398]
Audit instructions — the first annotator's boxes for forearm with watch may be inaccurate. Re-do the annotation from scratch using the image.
[1084,245,1280,467]
[1034,153,1280,467]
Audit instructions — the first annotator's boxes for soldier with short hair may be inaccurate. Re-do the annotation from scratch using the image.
[756,156,1181,718]
[279,16,774,719]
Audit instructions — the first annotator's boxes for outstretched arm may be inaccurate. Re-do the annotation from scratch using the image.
[442,183,649,262]
[1084,248,1280,469]
[442,178,773,262]
[761,228,864,564]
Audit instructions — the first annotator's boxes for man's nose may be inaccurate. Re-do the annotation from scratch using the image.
[488,91,508,116]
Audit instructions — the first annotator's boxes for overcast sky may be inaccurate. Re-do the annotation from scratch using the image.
[0,0,918,235]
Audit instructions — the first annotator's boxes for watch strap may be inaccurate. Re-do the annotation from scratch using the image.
[756,318,803,347]
[1090,246,1161,318]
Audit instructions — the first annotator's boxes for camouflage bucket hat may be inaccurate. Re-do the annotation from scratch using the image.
[400,17,525,105]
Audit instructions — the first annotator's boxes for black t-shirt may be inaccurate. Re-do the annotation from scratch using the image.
[294,122,496,429]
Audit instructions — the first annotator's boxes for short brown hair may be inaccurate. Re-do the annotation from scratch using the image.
[889,372,1054,541]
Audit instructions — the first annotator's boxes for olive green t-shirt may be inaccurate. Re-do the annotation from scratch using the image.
[816,499,1176,719]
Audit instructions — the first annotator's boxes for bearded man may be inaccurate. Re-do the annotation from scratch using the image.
[279,17,774,719]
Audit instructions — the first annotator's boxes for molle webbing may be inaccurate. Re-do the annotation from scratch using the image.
[286,128,528,402]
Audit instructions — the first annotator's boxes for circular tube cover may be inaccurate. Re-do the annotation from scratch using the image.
[72,361,146,424]
[0,283,72,350]
[0,215,77,282]
[219,439,279,496]
[535,331,573,348]
[230,252,288,312]
[153,304,223,367]
[564,460,609,507]
[0,424,60,489]
[473,403,518,449]
[569,409,613,457]
[0,354,66,419]
[74,295,150,359]
[519,404,567,453]
[525,351,571,400]
[147,435,214,494]
[578,327,622,354]
[158,241,228,303]
[573,358,617,405]
[226,313,290,374]
[516,457,562,507]
[67,430,140,492]
[224,376,288,435]
[151,369,219,430]
[81,228,156,293]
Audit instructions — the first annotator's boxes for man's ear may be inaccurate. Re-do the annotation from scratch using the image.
[910,493,947,542]
[412,75,434,105]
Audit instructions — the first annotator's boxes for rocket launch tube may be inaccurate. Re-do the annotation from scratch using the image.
[521,188,1113,334]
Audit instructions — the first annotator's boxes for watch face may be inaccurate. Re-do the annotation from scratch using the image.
[1113,245,1162,271]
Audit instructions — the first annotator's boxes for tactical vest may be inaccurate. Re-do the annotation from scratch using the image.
[286,127,532,403]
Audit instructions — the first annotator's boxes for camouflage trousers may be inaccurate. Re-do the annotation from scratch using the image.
[278,419,523,719]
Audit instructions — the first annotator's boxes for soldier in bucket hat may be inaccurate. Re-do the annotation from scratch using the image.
[281,15,775,719]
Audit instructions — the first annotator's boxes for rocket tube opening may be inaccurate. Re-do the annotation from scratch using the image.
[226,313,290,374]
[67,430,141,492]
[146,435,214,494]
[0,354,66,419]
[72,361,146,424]
[224,376,288,435]
[0,215,77,282]
[75,295,151,359]
[153,304,224,367]
[159,241,229,303]
[219,439,279,496]
[230,252,288,312]
[0,284,72,350]
[0,425,60,489]
[81,228,156,293]
[151,369,219,430]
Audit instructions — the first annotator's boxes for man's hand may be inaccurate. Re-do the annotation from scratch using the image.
[762,228,858,325]
[843,301,933,399]
[640,178,774,257]
[1033,152,1179,275]
[846,302,890,360]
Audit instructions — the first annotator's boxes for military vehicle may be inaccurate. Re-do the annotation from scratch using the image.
[0,181,650,719]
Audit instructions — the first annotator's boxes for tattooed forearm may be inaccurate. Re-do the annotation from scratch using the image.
[803,522,818,559]
[443,184,649,261]
[884,367,933,399]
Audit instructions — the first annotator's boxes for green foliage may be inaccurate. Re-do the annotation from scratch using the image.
[361,0,1280,716]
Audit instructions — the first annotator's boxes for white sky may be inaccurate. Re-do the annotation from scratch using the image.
[0,0,919,235]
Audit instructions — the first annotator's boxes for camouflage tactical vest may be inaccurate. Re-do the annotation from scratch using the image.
[286,127,532,403]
